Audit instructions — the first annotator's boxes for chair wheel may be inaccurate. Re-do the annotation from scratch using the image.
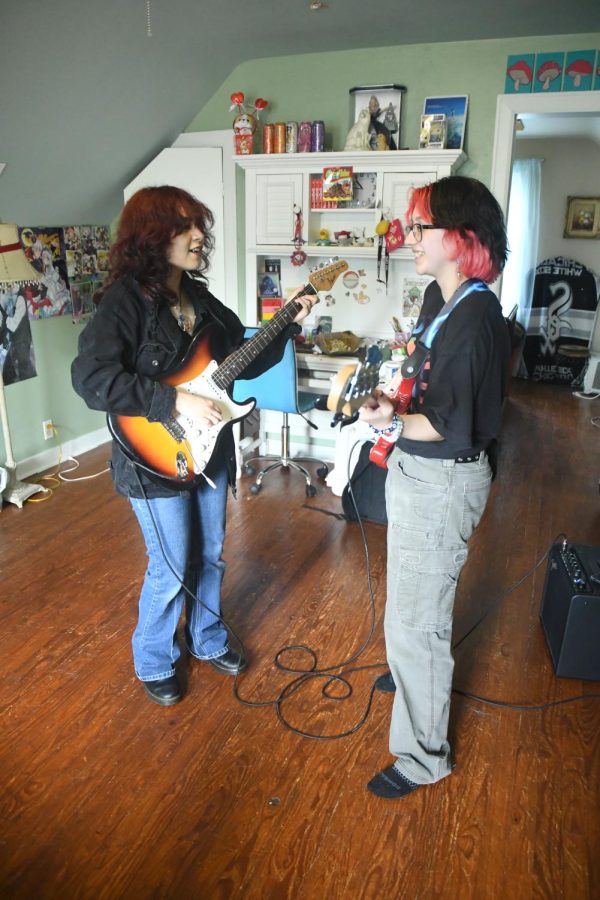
[305,484,317,498]
[316,465,329,479]
[243,464,255,477]
[249,483,262,495]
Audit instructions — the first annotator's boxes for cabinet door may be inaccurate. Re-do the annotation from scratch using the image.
[382,171,436,221]
[256,173,303,245]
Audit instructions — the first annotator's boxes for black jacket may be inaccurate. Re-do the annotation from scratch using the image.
[71,273,299,498]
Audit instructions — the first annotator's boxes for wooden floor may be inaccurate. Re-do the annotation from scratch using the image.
[1,380,599,899]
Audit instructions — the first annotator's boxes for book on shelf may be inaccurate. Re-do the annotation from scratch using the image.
[260,297,284,321]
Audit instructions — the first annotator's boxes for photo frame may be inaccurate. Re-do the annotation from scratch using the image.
[422,95,468,150]
[349,84,406,150]
[564,196,600,239]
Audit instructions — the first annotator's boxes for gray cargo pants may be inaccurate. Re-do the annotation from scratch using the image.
[384,446,492,785]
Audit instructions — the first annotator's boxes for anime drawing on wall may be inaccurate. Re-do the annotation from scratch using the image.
[65,225,110,281]
[18,227,72,319]
[0,283,38,385]
[70,280,97,324]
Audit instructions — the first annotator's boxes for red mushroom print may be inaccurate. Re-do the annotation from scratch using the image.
[537,60,561,90]
[566,58,593,88]
[507,60,533,91]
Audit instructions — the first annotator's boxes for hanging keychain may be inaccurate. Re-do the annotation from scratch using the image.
[375,213,390,287]
[291,205,307,267]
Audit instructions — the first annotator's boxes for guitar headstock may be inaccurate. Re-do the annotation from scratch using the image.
[327,345,383,419]
[307,258,349,293]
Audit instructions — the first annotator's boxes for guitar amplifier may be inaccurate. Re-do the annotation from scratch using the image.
[540,542,600,680]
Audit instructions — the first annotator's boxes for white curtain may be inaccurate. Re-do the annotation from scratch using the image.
[503,158,542,330]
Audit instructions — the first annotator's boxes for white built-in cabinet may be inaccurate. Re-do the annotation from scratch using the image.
[235,150,465,467]
[236,149,465,330]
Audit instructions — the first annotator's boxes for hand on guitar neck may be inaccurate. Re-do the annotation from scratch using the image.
[173,291,316,428]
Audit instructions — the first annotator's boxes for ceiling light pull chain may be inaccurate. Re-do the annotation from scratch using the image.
[145,0,153,37]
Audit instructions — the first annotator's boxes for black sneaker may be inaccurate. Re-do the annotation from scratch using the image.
[367,765,420,799]
[374,671,396,693]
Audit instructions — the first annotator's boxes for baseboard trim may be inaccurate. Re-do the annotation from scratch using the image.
[18,426,111,479]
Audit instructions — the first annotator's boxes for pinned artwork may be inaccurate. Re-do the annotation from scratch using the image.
[0,284,37,385]
[506,49,598,94]
[401,276,432,324]
[563,50,595,91]
[533,53,564,92]
[18,227,71,318]
[505,55,535,93]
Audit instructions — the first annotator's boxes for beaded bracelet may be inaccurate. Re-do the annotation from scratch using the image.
[369,412,404,440]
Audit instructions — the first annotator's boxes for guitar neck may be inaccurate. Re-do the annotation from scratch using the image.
[212,284,317,390]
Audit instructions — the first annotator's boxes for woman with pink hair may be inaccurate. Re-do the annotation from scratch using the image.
[360,176,510,799]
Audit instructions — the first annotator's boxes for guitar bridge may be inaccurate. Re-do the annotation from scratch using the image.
[164,418,186,442]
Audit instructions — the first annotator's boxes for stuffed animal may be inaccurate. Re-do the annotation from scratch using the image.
[344,108,372,151]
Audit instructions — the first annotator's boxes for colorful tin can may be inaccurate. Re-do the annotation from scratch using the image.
[285,121,298,153]
[273,122,286,153]
[298,121,312,153]
[262,123,274,154]
[311,120,324,152]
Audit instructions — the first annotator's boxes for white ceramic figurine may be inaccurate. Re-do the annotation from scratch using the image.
[344,108,372,151]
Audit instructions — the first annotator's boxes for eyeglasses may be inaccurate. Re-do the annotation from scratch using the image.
[404,223,440,241]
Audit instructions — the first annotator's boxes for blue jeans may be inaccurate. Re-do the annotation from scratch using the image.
[129,465,230,682]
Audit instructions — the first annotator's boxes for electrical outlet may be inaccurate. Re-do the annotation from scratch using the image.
[42,419,54,441]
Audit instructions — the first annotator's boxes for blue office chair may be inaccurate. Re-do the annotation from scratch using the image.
[233,331,329,497]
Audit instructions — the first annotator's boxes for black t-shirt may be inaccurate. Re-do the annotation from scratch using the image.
[396,280,510,459]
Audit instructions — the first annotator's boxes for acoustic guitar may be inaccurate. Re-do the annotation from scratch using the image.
[107,259,348,486]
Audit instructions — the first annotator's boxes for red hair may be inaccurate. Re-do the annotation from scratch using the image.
[406,177,507,283]
[97,186,214,303]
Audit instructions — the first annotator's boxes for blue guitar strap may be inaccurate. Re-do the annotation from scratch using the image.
[400,279,488,380]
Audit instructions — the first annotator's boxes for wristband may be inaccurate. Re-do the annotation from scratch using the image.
[369,412,404,440]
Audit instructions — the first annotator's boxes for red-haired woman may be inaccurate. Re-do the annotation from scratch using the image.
[72,186,315,707]
[359,176,510,799]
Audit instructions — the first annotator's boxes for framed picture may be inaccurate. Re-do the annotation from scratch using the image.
[564,197,600,239]
[422,95,468,150]
[349,85,406,150]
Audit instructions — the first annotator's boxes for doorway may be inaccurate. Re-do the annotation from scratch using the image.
[490,92,600,314]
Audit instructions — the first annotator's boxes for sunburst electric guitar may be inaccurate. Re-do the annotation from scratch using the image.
[107,259,348,486]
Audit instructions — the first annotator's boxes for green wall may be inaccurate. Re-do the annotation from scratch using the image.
[187,33,600,185]
[3,31,599,468]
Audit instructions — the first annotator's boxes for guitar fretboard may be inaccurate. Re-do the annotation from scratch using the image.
[212,283,318,390]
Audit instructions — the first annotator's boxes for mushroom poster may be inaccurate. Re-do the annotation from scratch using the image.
[533,53,564,93]
[505,49,599,95]
[505,54,535,93]
[563,50,595,92]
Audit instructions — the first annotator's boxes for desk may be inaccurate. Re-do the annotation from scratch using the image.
[238,350,376,494]
[296,351,372,496]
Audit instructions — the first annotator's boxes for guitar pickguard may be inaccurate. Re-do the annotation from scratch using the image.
[109,356,254,485]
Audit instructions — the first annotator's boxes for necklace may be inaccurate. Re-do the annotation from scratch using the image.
[175,288,195,334]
